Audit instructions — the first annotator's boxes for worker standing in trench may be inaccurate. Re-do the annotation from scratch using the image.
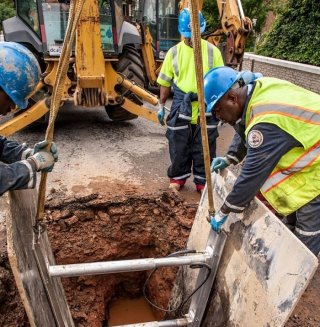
[156,8,224,193]
[204,66,320,257]
[0,42,58,195]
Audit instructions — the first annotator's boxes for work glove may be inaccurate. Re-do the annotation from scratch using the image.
[211,157,230,173]
[21,146,33,160]
[210,210,229,233]
[157,103,166,126]
[28,140,58,172]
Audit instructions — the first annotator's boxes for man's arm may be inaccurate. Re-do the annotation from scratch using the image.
[0,161,36,195]
[159,85,171,105]
[226,132,247,164]
[220,123,302,214]
[0,136,31,164]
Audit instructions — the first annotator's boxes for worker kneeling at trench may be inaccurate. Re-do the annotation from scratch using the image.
[204,66,320,257]
[0,42,58,195]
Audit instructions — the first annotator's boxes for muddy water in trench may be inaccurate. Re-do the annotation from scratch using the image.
[108,297,156,325]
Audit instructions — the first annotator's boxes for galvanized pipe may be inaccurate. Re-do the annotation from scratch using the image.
[49,253,208,278]
[112,318,190,327]
[236,0,245,19]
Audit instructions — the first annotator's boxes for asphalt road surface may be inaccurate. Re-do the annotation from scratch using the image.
[8,101,234,202]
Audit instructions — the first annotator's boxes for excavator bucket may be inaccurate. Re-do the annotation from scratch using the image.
[182,167,318,326]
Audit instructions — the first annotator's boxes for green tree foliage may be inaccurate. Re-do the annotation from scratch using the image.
[0,0,15,31]
[257,0,320,66]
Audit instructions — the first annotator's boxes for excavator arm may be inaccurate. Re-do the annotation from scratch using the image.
[178,0,252,68]
[205,0,252,68]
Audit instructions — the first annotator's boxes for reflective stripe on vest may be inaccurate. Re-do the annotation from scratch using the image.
[261,141,320,193]
[208,43,214,69]
[249,103,320,126]
[158,72,172,84]
[171,43,214,78]
[172,45,179,77]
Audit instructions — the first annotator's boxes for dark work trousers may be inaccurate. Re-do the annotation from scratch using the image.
[283,194,320,257]
[165,87,218,186]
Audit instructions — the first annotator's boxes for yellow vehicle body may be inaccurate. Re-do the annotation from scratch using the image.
[1,0,159,137]
[1,0,252,136]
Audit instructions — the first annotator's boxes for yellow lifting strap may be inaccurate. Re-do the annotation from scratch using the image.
[35,0,86,223]
[188,1,215,219]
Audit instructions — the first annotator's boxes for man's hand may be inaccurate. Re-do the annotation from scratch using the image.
[28,141,58,172]
[210,211,229,233]
[157,103,166,125]
[211,157,230,172]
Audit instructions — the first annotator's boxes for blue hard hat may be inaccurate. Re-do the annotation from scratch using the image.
[204,66,263,112]
[178,8,206,38]
[0,42,41,109]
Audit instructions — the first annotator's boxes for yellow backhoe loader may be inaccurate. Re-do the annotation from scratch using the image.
[1,0,252,136]
[1,0,160,136]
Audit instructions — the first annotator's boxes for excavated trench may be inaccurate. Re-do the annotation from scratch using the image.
[1,190,318,326]
[43,191,196,326]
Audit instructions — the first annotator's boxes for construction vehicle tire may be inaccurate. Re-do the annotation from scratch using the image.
[106,45,146,121]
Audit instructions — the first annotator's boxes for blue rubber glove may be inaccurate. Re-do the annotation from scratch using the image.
[210,211,229,233]
[157,103,166,126]
[30,140,58,172]
[211,157,230,173]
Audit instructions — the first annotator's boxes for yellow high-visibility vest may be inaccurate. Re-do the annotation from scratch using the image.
[157,40,224,124]
[245,77,320,215]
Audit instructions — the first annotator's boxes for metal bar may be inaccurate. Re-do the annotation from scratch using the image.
[112,318,190,327]
[49,253,209,278]
[236,0,245,19]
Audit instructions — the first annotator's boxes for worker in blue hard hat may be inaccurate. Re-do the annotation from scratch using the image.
[0,42,58,196]
[157,8,224,193]
[203,66,320,257]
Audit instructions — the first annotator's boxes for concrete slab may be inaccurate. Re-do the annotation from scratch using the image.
[185,168,318,326]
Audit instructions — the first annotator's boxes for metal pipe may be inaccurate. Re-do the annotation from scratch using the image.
[236,0,245,19]
[112,318,190,327]
[49,253,208,278]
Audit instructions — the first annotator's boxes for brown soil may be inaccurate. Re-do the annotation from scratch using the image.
[285,264,320,326]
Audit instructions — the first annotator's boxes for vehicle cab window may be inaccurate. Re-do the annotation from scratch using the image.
[16,0,40,35]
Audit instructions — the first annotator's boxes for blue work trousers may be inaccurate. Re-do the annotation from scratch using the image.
[166,111,218,186]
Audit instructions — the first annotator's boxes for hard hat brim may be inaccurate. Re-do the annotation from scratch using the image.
[0,83,28,109]
[9,92,28,109]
